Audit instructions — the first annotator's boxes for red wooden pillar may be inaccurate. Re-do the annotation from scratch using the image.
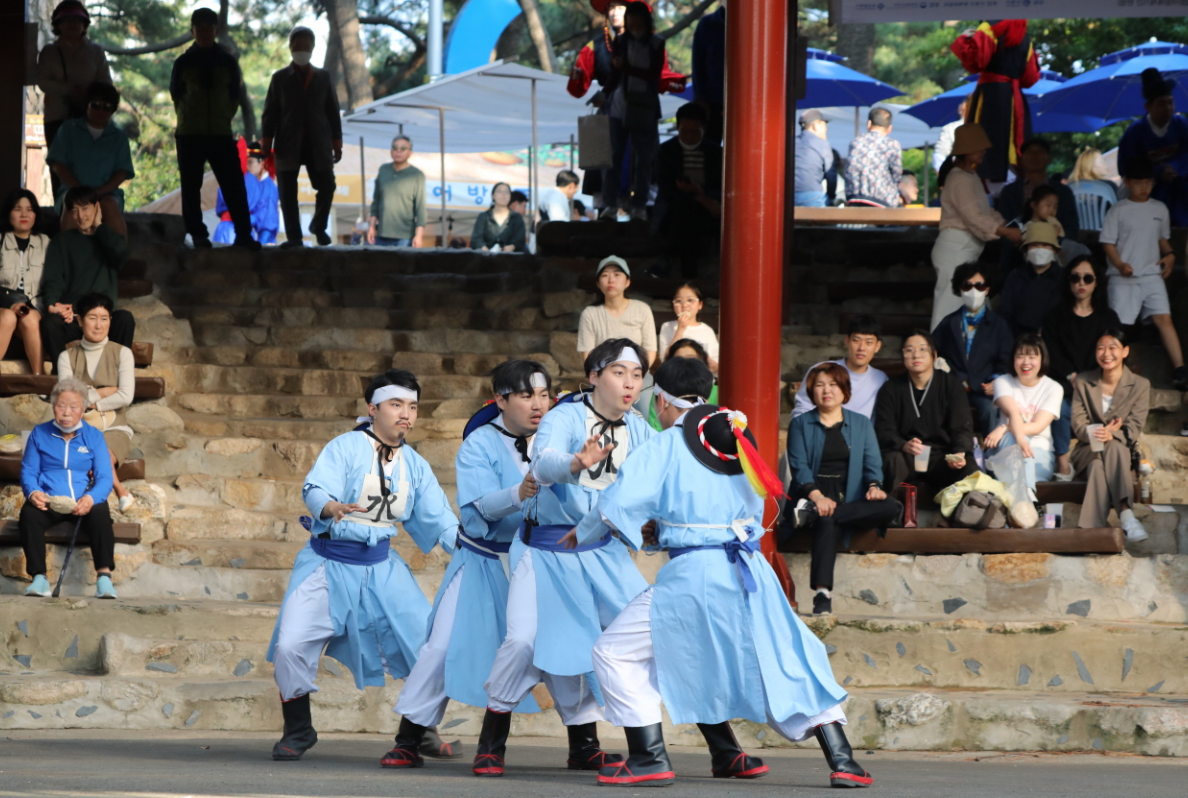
[718,0,795,604]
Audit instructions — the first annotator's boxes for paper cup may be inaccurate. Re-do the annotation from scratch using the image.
[914,445,931,472]
[1087,424,1104,452]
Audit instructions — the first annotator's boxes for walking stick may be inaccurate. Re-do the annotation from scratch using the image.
[51,516,84,599]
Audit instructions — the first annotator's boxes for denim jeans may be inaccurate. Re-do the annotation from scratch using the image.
[989,431,1055,483]
[375,237,412,247]
[794,190,827,207]
[1051,398,1073,457]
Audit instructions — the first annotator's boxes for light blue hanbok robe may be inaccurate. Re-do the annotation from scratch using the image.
[431,419,564,712]
[526,398,652,676]
[266,430,458,689]
[576,423,848,726]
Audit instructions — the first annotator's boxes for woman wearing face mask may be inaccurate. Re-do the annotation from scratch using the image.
[997,220,1065,336]
[0,190,49,375]
[932,262,1014,436]
[983,334,1063,482]
[1042,257,1119,482]
[470,183,527,252]
[1070,330,1151,542]
[930,124,1023,330]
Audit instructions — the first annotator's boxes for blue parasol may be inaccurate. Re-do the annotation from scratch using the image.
[1036,41,1188,122]
[798,48,905,109]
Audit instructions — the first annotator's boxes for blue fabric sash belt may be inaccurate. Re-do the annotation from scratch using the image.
[668,537,762,592]
[457,531,512,560]
[523,523,612,553]
[309,536,390,566]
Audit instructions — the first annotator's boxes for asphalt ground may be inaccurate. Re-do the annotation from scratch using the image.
[0,731,1184,798]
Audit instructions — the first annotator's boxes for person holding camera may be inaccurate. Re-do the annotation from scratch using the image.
[0,190,49,375]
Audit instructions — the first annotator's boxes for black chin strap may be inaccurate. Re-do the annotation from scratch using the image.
[584,395,626,446]
[489,423,533,463]
[362,428,401,497]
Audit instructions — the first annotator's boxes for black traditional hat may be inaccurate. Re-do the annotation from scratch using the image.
[1141,68,1175,103]
[682,404,754,476]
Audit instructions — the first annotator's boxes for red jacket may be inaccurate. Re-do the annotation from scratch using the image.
[567,32,685,98]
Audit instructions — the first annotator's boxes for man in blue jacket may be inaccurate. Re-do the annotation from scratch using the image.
[20,377,115,599]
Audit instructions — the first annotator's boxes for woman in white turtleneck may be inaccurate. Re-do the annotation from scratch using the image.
[56,292,136,511]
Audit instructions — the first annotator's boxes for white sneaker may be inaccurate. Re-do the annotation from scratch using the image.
[792,498,818,528]
[118,494,137,513]
[1121,514,1149,543]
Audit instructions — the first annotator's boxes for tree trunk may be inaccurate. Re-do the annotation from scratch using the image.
[324,0,373,109]
[517,0,557,73]
[495,14,527,62]
[835,23,876,77]
[323,34,349,110]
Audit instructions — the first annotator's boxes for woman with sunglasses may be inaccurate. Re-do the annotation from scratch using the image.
[1042,257,1119,481]
[46,80,133,238]
[932,262,1014,436]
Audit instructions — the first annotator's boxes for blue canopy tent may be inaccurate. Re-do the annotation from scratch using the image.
[798,48,905,110]
[904,70,1118,133]
[1037,41,1188,122]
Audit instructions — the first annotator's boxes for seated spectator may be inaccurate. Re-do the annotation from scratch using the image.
[933,262,1013,435]
[40,186,134,369]
[1000,185,1089,279]
[470,182,526,252]
[983,333,1063,482]
[1067,147,1118,201]
[509,190,529,217]
[0,190,48,374]
[56,292,136,513]
[19,376,116,599]
[793,110,831,208]
[1042,256,1119,481]
[572,199,593,221]
[657,282,718,373]
[793,314,887,420]
[646,337,718,431]
[1100,157,1187,390]
[899,171,920,206]
[654,102,722,278]
[786,362,900,616]
[47,80,133,238]
[577,255,657,366]
[875,330,980,499]
[844,107,903,208]
[539,170,579,224]
[997,220,1064,336]
[1070,329,1151,542]
[994,138,1080,243]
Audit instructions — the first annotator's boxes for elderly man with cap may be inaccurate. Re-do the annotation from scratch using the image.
[794,109,833,208]
[562,356,870,789]
[577,256,657,367]
[1118,67,1188,227]
[471,338,655,778]
[997,220,1065,336]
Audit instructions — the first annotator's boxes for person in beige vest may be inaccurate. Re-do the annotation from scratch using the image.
[1070,329,1150,543]
[0,190,49,374]
[56,293,136,512]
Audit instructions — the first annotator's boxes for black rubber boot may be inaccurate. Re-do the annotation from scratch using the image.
[380,717,427,768]
[596,723,675,787]
[472,709,512,777]
[697,721,769,779]
[566,722,625,770]
[814,722,872,788]
[271,694,318,761]
[421,726,463,759]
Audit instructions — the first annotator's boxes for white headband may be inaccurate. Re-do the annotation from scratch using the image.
[531,372,548,389]
[596,346,642,372]
[494,370,550,396]
[654,385,706,410]
[370,384,418,406]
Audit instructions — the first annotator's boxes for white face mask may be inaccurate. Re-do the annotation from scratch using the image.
[1027,248,1056,267]
[291,51,313,67]
[961,288,987,312]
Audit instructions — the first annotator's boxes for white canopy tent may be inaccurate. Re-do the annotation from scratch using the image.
[342,60,686,238]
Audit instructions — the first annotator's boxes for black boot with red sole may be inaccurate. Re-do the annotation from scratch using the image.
[596,723,676,787]
[421,726,463,759]
[380,717,427,768]
[566,722,625,770]
[697,721,769,779]
[815,721,873,788]
[272,694,318,761]
[472,709,512,777]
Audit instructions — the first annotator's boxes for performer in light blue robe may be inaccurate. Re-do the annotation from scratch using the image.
[574,357,873,789]
[266,369,458,765]
[471,338,653,777]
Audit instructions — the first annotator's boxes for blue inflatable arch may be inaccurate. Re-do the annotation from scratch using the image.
[444,0,524,74]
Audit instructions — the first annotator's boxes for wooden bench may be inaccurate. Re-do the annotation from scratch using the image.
[0,455,144,482]
[780,526,1123,555]
[0,519,141,545]
[132,342,154,367]
[0,375,165,400]
[794,207,942,227]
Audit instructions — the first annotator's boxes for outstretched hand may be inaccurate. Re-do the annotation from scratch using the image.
[571,434,615,474]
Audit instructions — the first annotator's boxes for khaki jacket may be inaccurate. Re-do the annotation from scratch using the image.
[1070,366,1149,447]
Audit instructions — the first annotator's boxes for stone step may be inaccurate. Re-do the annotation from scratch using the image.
[175,304,567,334]
[167,274,542,306]
[165,505,303,543]
[152,539,307,570]
[172,411,358,441]
[176,245,542,277]
[189,323,551,356]
[172,366,493,401]
[138,433,325,481]
[101,632,278,680]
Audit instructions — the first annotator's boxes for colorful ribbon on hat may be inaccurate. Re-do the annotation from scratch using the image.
[726,410,787,500]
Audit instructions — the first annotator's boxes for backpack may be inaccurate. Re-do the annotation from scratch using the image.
[950,490,1008,530]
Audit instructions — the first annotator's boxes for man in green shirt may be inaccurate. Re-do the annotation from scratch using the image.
[366,135,426,247]
[39,187,135,371]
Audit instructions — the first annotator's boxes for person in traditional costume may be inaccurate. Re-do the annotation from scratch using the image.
[950,20,1040,185]
[1117,68,1188,227]
[567,357,872,789]
[213,140,279,245]
[385,360,556,767]
[472,338,655,777]
[266,369,460,764]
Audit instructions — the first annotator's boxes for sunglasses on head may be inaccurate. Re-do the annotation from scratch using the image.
[89,101,115,112]
[961,281,988,292]
[1068,272,1096,285]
